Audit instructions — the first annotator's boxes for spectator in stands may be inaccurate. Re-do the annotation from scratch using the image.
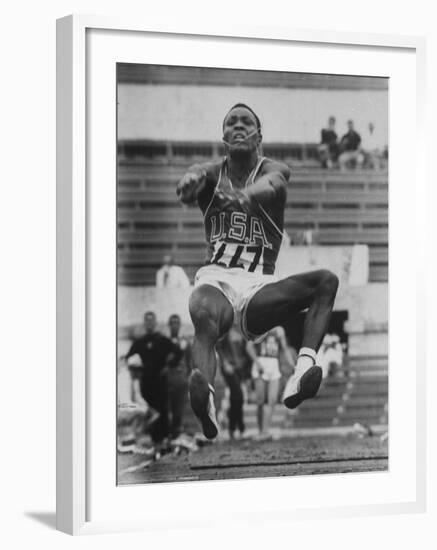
[360,122,382,170]
[125,311,182,446]
[338,120,363,171]
[216,328,246,440]
[155,254,191,288]
[318,116,339,169]
[166,314,191,440]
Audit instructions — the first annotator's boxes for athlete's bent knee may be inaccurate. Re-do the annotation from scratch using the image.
[189,288,221,339]
[318,269,339,296]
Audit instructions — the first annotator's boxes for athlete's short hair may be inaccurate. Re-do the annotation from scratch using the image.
[223,103,262,131]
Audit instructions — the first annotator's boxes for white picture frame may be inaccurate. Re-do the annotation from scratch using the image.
[56,14,426,535]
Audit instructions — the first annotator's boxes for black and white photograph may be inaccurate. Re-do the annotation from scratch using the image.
[116,63,389,485]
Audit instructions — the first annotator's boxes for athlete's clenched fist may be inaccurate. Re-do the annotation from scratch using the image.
[176,167,207,204]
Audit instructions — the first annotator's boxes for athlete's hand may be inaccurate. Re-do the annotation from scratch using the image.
[177,168,207,204]
[215,188,252,214]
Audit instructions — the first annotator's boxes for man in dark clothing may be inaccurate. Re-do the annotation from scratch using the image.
[125,311,181,444]
[167,314,191,440]
[216,329,246,439]
[318,116,339,168]
[338,120,363,171]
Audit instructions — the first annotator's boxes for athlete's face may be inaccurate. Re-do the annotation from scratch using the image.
[223,107,261,153]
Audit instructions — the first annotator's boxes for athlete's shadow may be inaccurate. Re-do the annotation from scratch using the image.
[25,511,56,530]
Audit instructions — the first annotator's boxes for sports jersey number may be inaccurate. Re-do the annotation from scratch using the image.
[211,244,262,272]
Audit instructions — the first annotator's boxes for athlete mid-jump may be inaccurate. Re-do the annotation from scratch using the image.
[177,104,339,439]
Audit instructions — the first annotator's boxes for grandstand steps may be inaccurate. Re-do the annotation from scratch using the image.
[336,396,387,407]
[233,402,387,432]
[118,150,388,284]
[314,389,346,400]
[348,355,388,369]
[291,419,341,428]
[116,246,387,266]
[292,418,382,428]
[348,374,388,383]
[289,407,343,418]
[301,396,343,407]
[296,396,387,412]
[287,404,386,419]
[117,209,389,226]
[117,249,389,270]
[181,353,389,432]
[118,188,388,204]
[237,415,388,429]
[349,370,388,378]
[293,413,386,427]
[118,231,389,246]
[273,356,388,430]
[337,408,387,419]
[117,230,389,246]
[334,418,386,427]
[118,266,388,286]
[348,385,388,396]
[318,384,388,398]
[117,160,388,285]
[119,161,387,182]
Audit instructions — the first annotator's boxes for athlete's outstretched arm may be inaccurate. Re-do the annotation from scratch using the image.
[245,161,290,206]
[176,162,217,205]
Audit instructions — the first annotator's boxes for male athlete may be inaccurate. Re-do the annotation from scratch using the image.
[176,104,339,439]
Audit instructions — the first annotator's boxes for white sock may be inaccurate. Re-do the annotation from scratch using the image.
[296,347,316,372]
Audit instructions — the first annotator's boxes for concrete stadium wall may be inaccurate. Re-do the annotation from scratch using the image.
[118,84,388,147]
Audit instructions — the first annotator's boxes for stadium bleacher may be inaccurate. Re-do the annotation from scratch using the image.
[117,140,388,286]
[174,355,388,436]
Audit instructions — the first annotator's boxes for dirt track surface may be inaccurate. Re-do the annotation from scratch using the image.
[118,434,388,485]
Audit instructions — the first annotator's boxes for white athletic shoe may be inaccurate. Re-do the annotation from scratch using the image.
[117,437,136,453]
[189,370,219,440]
[282,364,323,409]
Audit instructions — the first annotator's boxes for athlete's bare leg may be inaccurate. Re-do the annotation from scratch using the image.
[246,269,338,349]
[246,269,338,409]
[188,285,234,438]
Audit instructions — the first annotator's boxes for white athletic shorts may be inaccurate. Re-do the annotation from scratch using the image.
[251,357,281,381]
[194,264,277,342]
